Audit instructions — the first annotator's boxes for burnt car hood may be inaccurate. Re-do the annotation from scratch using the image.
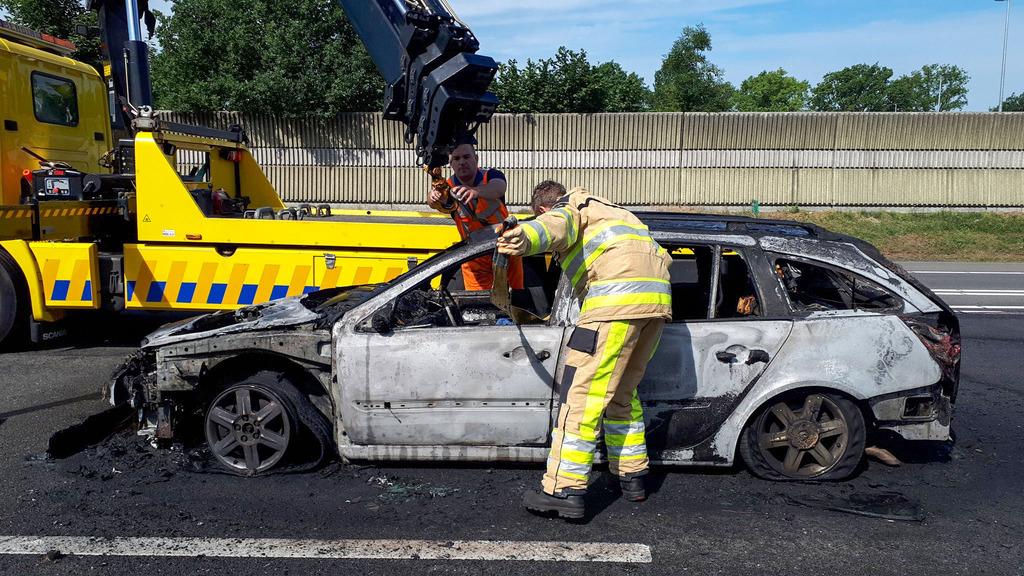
[141,285,382,349]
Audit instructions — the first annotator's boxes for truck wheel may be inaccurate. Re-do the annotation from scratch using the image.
[204,370,331,476]
[0,251,27,350]
[740,390,865,481]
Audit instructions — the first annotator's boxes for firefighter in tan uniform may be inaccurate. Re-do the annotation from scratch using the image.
[496,180,672,520]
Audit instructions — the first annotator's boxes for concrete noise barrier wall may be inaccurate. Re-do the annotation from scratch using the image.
[162,111,1024,209]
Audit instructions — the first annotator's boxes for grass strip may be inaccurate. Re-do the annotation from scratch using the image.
[760,211,1024,262]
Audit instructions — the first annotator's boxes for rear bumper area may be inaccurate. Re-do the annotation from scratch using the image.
[868,384,953,442]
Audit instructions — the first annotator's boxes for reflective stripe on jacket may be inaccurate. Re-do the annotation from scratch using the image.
[519,188,672,323]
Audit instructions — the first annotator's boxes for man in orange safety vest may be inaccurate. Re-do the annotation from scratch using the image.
[427,135,523,291]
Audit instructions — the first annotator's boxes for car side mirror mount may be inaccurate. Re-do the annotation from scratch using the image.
[371,311,393,334]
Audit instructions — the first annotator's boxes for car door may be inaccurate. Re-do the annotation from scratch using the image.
[335,245,566,447]
[638,244,793,450]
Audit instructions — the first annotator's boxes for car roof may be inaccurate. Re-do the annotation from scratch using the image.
[636,212,822,239]
[635,212,952,317]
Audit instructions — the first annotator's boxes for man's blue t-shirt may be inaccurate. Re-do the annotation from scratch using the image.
[451,168,506,188]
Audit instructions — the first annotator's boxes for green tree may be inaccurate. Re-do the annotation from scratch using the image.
[594,61,651,112]
[652,24,734,112]
[992,92,1024,111]
[0,0,102,70]
[809,63,893,111]
[491,47,650,113]
[886,64,969,111]
[151,0,383,116]
[731,68,810,111]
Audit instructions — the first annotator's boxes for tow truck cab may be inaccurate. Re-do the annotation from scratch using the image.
[0,20,111,206]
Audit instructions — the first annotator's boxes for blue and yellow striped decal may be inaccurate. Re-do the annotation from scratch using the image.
[124,244,415,311]
[28,242,101,309]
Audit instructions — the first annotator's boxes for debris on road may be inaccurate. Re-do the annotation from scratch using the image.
[43,549,64,562]
[368,474,461,501]
[46,404,134,459]
[865,446,903,467]
[784,490,924,522]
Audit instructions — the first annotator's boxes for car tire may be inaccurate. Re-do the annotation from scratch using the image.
[740,390,865,481]
[0,251,27,350]
[204,370,331,476]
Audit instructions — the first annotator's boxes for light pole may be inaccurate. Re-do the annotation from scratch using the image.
[997,0,1012,112]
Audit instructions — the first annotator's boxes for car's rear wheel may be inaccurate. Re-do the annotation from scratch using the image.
[204,371,328,476]
[740,390,865,481]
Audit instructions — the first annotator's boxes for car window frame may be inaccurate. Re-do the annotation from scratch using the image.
[660,241,785,323]
[31,71,80,127]
[355,241,558,333]
[767,252,906,316]
[368,250,489,332]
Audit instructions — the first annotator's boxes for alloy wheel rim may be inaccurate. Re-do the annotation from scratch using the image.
[205,385,291,474]
[757,393,849,478]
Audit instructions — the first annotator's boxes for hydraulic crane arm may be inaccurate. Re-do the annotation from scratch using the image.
[90,0,499,168]
[88,0,156,131]
[337,0,499,167]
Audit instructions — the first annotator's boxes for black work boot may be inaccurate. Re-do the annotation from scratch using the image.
[522,490,585,520]
[619,473,647,502]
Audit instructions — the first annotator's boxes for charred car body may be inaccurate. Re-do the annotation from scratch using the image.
[111,214,960,480]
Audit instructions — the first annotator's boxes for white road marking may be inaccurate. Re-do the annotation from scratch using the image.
[910,271,1024,276]
[0,536,652,563]
[934,290,1024,297]
[953,310,1024,315]
[952,305,1024,312]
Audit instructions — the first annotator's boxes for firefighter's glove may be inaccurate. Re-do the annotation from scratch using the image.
[496,226,528,256]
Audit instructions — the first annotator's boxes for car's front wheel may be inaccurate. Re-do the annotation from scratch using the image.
[0,251,27,350]
[740,390,865,481]
[204,371,329,476]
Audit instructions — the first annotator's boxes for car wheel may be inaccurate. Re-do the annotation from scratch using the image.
[0,251,27,350]
[740,390,865,481]
[204,371,326,476]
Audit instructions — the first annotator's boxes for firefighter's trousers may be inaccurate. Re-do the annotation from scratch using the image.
[542,317,665,494]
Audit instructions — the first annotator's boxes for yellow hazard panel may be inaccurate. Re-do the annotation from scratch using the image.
[37,201,121,242]
[0,206,35,240]
[28,242,101,309]
[123,244,416,311]
[0,201,121,242]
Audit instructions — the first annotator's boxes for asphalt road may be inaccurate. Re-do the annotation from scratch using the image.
[903,262,1024,315]
[0,265,1021,575]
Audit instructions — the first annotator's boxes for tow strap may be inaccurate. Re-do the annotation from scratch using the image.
[491,216,548,325]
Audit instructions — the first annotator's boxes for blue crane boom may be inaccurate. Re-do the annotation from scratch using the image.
[89,0,499,168]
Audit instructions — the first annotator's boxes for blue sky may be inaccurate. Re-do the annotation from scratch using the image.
[90,1,1024,111]
[447,0,1023,111]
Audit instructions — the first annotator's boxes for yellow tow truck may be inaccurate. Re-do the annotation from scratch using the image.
[0,0,499,348]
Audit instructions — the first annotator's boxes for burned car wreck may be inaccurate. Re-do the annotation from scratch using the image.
[111,214,960,480]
